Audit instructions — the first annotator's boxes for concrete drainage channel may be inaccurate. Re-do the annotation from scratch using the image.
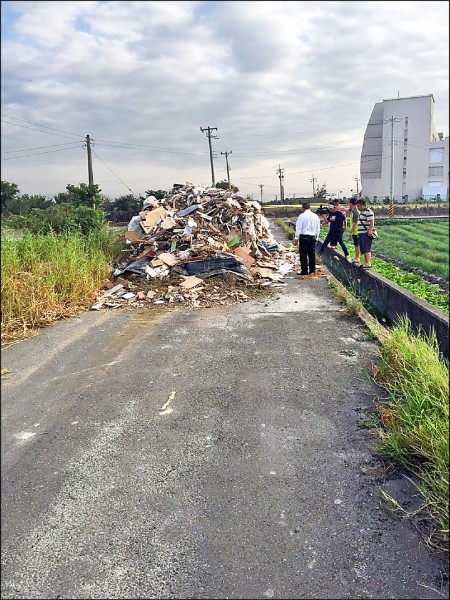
[316,242,449,358]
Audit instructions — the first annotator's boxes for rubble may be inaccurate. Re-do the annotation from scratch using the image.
[92,183,300,311]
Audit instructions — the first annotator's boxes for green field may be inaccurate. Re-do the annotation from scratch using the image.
[375,219,449,281]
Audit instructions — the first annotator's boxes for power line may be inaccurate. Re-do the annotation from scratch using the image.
[1,114,82,138]
[1,144,83,160]
[94,141,205,156]
[1,119,84,141]
[90,148,138,196]
[1,142,82,154]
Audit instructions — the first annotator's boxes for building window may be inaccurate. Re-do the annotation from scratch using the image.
[429,166,444,177]
[403,168,407,178]
[429,147,445,163]
[405,117,408,126]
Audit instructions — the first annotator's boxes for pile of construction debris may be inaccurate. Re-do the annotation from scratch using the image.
[92,183,299,311]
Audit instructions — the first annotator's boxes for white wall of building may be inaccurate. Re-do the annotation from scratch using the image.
[360,95,449,202]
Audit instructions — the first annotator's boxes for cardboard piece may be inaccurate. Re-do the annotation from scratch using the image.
[158,253,179,266]
[233,246,255,267]
[160,217,176,230]
[140,207,167,233]
[125,230,145,242]
[180,276,204,289]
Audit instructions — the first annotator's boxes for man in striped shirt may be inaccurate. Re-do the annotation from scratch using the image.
[356,198,375,269]
[294,202,321,276]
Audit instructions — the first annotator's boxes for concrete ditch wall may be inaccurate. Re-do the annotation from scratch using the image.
[316,242,449,359]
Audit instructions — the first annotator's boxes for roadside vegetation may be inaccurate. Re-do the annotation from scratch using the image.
[370,318,449,553]
[1,229,119,345]
[329,280,449,552]
[283,213,449,550]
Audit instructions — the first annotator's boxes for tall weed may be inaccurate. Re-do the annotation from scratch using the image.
[1,231,115,342]
[373,317,449,546]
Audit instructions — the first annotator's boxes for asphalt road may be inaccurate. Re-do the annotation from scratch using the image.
[1,228,448,599]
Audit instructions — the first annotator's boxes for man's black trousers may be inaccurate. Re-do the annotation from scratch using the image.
[299,235,317,275]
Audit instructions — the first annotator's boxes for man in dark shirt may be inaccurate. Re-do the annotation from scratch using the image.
[319,203,349,257]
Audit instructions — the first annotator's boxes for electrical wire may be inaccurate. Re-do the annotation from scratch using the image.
[1,114,83,139]
[90,148,138,196]
[1,144,83,160]
[1,119,85,141]
[1,142,84,154]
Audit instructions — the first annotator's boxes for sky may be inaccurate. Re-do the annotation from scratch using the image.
[1,0,449,202]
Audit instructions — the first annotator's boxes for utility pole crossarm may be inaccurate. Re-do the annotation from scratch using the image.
[276,164,285,203]
[200,126,219,187]
[86,134,94,185]
[310,175,317,198]
[258,183,264,203]
[221,150,232,189]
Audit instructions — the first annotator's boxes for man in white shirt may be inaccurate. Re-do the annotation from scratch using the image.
[294,202,321,276]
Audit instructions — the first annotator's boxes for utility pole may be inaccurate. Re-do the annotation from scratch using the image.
[86,134,94,185]
[354,176,360,195]
[384,116,402,218]
[258,184,264,203]
[276,164,284,203]
[200,126,219,187]
[310,175,317,198]
[221,150,232,188]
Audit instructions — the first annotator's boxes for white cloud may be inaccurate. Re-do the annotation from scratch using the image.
[1,0,448,200]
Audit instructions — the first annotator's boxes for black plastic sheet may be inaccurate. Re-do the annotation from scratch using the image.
[173,254,253,280]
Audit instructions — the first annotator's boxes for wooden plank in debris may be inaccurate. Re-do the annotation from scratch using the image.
[103,283,124,297]
[180,276,204,289]
[233,246,255,267]
[250,267,273,278]
[151,258,164,267]
[116,277,129,288]
[134,249,156,261]
[160,217,176,230]
[158,252,179,266]
[141,206,167,231]
[125,230,145,242]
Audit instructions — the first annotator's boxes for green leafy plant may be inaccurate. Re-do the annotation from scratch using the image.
[372,317,449,550]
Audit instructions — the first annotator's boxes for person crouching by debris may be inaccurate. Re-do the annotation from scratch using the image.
[127,195,158,236]
[294,202,321,276]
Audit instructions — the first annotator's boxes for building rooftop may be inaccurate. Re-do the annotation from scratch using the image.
[382,94,435,102]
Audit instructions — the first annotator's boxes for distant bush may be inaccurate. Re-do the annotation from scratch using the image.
[3,204,106,236]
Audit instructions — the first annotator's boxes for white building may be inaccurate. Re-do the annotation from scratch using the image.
[360,94,449,202]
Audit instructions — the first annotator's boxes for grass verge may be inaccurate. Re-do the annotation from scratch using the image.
[370,317,448,552]
[328,277,449,552]
[1,228,119,345]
